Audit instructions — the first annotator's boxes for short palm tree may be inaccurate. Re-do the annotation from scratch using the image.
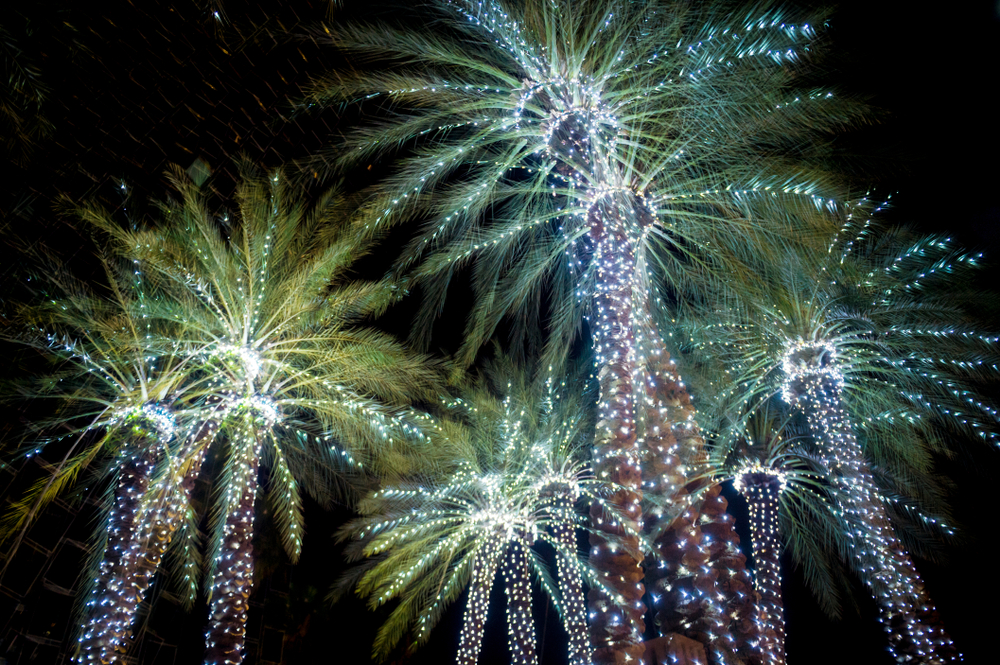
[337,361,604,665]
[72,163,444,665]
[0,248,203,665]
[308,2,860,659]
[672,218,994,663]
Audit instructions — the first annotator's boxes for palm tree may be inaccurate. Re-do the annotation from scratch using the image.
[0,247,204,665]
[337,361,604,665]
[307,2,860,659]
[671,218,994,663]
[72,162,444,665]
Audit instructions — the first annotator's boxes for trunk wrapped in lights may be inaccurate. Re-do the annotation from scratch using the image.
[203,434,262,665]
[700,487,760,665]
[457,537,505,665]
[79,423,212,665]
[587,217,646,665]
[505,539,539,665]
[738,472,785,665]
[783,341,959,664]
[130,445,208,611]
[547,492,590,665]
[76,438,158,665]
[639,343,754,665]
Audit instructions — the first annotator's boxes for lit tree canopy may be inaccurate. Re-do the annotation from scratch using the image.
[335,358,608,663]
[307,0,861,369]
[6,161,447,665]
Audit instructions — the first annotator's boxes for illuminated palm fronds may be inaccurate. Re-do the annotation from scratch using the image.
[716,407,835,665]
[17,162,446,665]
[337,361,608,664]
[668,210,990,663]
[307,0,855,370]
[1,247,202,664]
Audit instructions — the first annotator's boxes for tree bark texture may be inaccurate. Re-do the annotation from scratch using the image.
[742,474,785,665]
[101,431,212,661]
[788,369,959,664]
[548,495,590,665]
[586,223,646,665]
[638,341,752,665]
[76,440,157,665]
[504,540,539,665]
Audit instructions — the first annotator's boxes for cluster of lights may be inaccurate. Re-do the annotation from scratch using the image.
[76,442,159,664]
[637,336,750,664]
[586,217,648,663]
[223,391,281,427]
[545,493,590,665]
[107,402,178,443]
[780,339,842,403]
[54,2,998,665]
[212,342,265,383]
[204,422,263,665]
[326,6,845,659]
[681,214,1000,664]
[733,464,788,494]
[60,163,443,665]
[76,417,214,665]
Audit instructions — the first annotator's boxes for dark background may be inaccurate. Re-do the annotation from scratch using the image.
[1,1,998,663]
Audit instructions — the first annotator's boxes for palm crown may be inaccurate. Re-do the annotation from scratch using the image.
[310,4,866,658]
[668,213,984,662]
[309,0,857,367]
[337,360,602,663]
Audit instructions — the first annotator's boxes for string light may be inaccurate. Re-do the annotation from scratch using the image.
[320,4,849,659]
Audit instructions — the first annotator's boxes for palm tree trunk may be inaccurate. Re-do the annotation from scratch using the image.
[586,222,646,665]
[130,445,207,611]
[84,425,213,663]
[639,341,749,665]
[203,438,261,665]
[700,486,761,665]
[76,440,158,665]
[457,538,504,665]
[505,540,539,665]
[787,367,959,664]
[550,495,590,665]
[742,474,785,665]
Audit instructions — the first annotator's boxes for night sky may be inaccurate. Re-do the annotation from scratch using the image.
[2,1,999,664]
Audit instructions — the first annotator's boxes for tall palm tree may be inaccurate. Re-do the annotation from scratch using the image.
[336,361,604,665]
[724,412,954,665]
[671,218,994,663]
[308,2,859,659]
[72,163,444,665]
